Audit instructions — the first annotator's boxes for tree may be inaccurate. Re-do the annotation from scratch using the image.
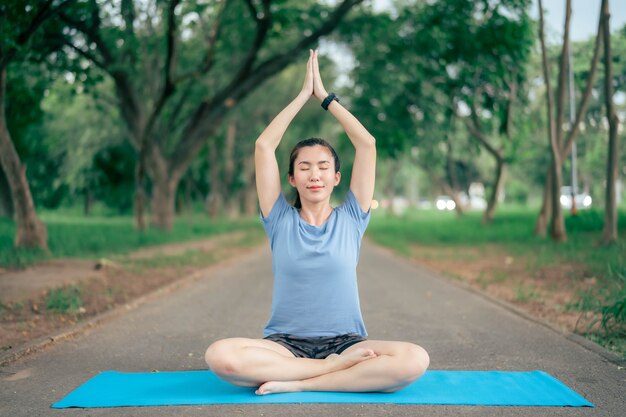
[0,0,75,249]
[600,0,619,244]
[59,0,364,230]
[343,1,533,219]
[440,0,533,223]
[535,0,604,241]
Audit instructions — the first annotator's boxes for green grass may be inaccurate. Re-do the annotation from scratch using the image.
[368,207,625,277]
[45,285,83,313]
[0,212,265,268]
[367,207,626,357]
[514,283,541,303]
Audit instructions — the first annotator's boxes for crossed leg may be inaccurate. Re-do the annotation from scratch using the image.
[256,340,429,395]
[204,338,377,389]
[205,338,429,395]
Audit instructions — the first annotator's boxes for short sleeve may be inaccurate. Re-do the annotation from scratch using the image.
[260,193,292,241]
[339,189,371,237]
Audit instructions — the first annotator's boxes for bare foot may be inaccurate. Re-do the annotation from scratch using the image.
[325,348,377,373]
[255,349,378,395]
[256,380,301,395]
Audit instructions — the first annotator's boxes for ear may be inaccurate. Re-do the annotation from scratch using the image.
[334,171,341,186]
[288,174,296,188]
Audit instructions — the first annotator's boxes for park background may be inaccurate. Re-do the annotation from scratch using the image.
[0,0,624,361]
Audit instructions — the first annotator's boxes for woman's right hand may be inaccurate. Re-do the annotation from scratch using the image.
[300,49,314,98]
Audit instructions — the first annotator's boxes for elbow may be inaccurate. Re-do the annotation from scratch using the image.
[365,134,376,148]
[255,139,271,153]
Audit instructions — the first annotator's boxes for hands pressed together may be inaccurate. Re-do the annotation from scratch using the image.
[301,49,329,102]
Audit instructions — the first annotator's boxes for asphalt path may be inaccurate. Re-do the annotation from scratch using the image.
[1,242,624,416]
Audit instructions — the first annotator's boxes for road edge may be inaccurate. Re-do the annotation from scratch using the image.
[0,244,266,368]
[368,241,626,367]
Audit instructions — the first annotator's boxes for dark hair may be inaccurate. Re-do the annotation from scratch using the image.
[288,138,340,209]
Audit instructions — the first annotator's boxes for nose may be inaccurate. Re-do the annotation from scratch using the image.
[309,168,321,181]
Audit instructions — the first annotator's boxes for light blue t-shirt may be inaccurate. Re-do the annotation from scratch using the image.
[261,190,370,337]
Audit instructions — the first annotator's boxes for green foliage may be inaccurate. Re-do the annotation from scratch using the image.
[0,213,263,268]
[46,285,82,313]
[601,296,626,337]
[340,0,534,202]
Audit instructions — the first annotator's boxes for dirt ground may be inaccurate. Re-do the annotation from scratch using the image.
[0,236,602,358]
[406,244,601,335]
[0,232,261,356]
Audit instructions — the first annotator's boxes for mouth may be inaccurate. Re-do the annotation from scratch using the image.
[307,186,324,191]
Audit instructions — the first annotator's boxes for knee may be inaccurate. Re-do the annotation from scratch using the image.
[396,344,430,385]
[204,339,242,377]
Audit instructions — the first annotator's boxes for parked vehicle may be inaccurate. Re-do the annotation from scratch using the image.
[435,196,456,211]
[560,186,592,210]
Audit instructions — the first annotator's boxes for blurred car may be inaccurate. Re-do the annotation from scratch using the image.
[560,186,592,210]
[436,195,456,211]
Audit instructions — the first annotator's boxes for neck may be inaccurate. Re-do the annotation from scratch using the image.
[298,201,333,226]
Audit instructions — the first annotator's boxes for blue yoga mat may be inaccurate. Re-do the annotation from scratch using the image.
[52,370,593,408]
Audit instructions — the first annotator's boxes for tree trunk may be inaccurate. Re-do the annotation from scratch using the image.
[206,139,223,218]
[438,182,463,216]
[549,153,566,241]
[534,167,552,237]
[223,118,237,217]
[134,147,148,231]
[243,153,257,216]
[384,161,398,215]
[149,153,181,230]
[150,176,178,231]
[83,188,93,216]
[0,168,13,218]
[538,0,566,242]
[600,0,619,244]
[227,193,241,219]
[483,161,507,224]
[0,68,47,249]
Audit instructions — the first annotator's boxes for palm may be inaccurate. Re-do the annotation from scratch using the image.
[301,50,314,96]
[312,50,328,100]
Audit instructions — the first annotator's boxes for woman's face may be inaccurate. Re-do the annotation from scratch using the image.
[289,145,341,206]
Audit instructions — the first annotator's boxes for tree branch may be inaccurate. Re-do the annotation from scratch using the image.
[561,4,604,158]
[538,0,556,151]
[61,4,144,141]
[173,0,227,84]
[59,10,115,65]
[143,0,181,140]
[164,0,180,88]
[462,100,502,159]
[170,0,364,172]
[229,0,272,91]
[243,0,259,21]
[0,0,76,68]
[64,41,107,70]
[503,77,517,138]
[555,0,572,148]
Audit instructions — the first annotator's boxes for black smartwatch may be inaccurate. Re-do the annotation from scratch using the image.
[321,92,339,110]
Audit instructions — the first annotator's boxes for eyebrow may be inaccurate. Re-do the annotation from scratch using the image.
[298,160,331,166]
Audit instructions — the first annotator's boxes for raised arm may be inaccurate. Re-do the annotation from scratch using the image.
[312,50,376,213]
[255,51,314,217]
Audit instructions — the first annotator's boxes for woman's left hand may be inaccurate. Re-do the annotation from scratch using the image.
[312,50,329,102]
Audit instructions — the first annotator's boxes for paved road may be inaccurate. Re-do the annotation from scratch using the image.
[1,243,624,416]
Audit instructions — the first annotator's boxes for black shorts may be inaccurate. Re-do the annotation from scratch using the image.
[264,333,367,359]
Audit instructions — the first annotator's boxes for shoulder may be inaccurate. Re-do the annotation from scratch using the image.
[336,190,371,231]
[261,193,296,234]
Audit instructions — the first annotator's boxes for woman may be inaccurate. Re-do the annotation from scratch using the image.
[205,49,429,395]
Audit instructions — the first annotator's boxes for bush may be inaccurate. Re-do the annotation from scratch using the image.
[45,286,83,313]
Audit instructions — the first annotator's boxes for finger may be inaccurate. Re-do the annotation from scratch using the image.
[314,49,320,71]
